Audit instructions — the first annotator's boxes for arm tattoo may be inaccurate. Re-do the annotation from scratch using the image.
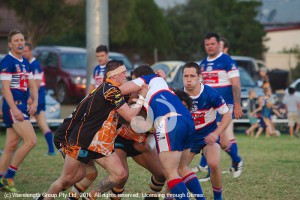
[232,85,241,104]
[94,176,118,194]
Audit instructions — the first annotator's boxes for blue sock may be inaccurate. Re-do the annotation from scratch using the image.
[207,167,211,177]
[225,139,241,164]
[44,131,55,153]
[183,173,205,200]
[167,178,189,200]
[213,186,222,200]
[4,165,17,179]
[199,156,207,167]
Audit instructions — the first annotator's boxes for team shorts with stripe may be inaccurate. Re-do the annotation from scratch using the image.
[155,115,195,153]
[2,100,30,128]
[114,135,142,157]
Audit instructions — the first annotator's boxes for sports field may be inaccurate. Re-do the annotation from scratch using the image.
[0,131,299,200]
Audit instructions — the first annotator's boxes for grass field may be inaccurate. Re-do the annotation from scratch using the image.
[0,131,299,200]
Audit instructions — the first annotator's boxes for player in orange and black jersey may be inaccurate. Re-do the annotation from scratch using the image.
[35,60,148,200]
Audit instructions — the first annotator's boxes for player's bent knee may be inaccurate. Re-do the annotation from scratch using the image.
[208,160,219,172]
[24,137,38,149]
[112,168,128,183]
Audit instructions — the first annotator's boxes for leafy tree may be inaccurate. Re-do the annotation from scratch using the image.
[3,0,85,46]
[109,0,173,62]
[165,0,266,60]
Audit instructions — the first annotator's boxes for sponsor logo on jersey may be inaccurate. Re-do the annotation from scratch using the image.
[22,65,27,73]
[15,64,21,73]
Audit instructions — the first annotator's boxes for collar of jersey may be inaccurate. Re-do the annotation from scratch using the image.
[106,78,120,86]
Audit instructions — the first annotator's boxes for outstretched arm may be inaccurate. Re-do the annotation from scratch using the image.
[119,81,141,95]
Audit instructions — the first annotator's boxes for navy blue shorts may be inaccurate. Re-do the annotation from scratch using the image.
[36,103,46,114]
[2,100,30,128]
[190,137,220,154]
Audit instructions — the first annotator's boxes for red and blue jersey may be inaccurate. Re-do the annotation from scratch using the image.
[0,52,33,102]
[90,64,106,88]
[29,57,46,105]
[132,74,192,120]
[132,74,195,153]
[187,83,229,139]
[200,52,239,104]
[0,52,34,127]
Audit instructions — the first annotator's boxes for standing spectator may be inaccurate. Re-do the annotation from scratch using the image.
[23,43,56,156]
[283,87,300,138]
[257,67,270,90]
[195,33,243,179]
[87,45,109,94]
[0,29,38,192]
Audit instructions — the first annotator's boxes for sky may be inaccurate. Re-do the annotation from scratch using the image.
[154,0,187,9]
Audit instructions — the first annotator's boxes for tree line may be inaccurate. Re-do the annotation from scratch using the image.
[2,0,266,63]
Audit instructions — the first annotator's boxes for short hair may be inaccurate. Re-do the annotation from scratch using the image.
[204,32,220,42]
[288,87,295,95]
[220,37,230,49]
[8,29,23,43]
[25,43,32,50]
[105,59,124,79]
[96,45,108,53]
[182,62,200,75]
[263,87,271,94]
[131,65,155,78]
[174,89,193,111]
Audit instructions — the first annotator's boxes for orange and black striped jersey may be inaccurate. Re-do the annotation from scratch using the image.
[69,79,125,156]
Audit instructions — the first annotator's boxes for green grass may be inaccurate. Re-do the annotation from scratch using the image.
[0,131,300,200]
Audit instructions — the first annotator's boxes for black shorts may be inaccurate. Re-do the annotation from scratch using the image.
[114,135,142,157]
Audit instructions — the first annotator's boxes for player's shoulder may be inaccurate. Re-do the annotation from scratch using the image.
[220,53,236,63]
[0,54,13,64]
[31,57,41,65]
[203,84,220,96]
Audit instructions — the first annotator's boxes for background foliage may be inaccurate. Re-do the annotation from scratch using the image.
[3,0,266,63]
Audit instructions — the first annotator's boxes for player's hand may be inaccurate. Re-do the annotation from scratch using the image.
[12,107,24,121]
[138,84,149,98]
[234,104,243,119]
[204,131,218,145]
[27,97,33,105]
[28,101,37,115]
[155,69,167,79]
